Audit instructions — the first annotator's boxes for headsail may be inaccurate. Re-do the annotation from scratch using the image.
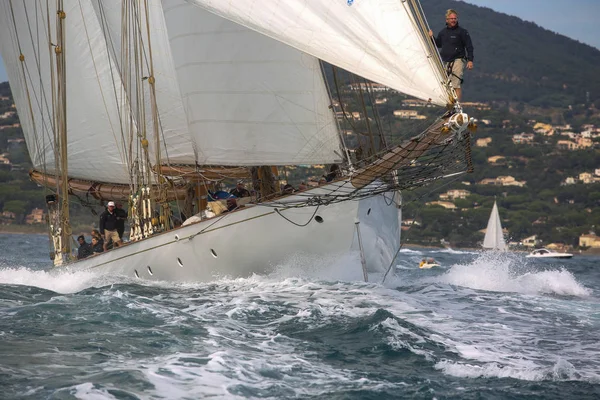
[483,201,507,251]
[161,0,342,166]
[185,0,452,106]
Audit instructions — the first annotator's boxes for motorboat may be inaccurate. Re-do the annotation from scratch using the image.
[526,248,573,259]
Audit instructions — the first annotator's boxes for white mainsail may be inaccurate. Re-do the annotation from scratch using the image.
[184,0,452,106]
[0,0,133,184]
[483,200,507,251]
[0,0,344,184]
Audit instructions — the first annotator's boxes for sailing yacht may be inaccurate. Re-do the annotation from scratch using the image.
[0,0,475,282]
[482,200,507,251]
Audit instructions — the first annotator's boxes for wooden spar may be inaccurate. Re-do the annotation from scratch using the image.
[350,118,450,189]
[154,165,251,180]
[30,170,190,201]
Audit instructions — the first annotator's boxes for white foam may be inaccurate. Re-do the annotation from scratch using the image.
[430,252,591,297]
[0,266,132,294]
[435,360,547,380]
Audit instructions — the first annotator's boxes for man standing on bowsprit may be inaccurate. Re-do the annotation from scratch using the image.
[429,9,474,102]
[99,201,122,251]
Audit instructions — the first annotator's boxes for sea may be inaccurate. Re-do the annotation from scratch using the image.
[0,232,599,399]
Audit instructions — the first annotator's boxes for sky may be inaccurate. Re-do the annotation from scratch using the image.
[461,0,600,49]
[0,0,599,83]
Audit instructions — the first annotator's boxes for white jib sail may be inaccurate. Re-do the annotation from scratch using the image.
[483,201,507,251]
[184,0,451,106]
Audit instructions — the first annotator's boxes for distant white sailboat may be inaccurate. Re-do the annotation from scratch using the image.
[482,201,507,251]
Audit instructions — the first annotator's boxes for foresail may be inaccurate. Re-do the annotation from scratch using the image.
[162,0,342,166]
[483,201,507,251]
[0,1,133,184]
[185,0,451,106]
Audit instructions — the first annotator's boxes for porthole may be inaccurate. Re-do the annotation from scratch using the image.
[315,215,324,223]
[177,257,184,267]
[147,266,153,275]
[367,208,372,216]
[210,249,218,258]
[134,270,139,278]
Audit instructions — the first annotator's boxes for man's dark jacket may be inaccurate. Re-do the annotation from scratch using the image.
[99,209,119,234]
[77,243,92,259]
[434,24,474,63]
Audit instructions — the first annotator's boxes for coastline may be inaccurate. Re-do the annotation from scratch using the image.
[0,225,47,235]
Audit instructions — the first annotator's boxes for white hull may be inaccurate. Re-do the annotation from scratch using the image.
[526,254,573,259]
[62,183,401,282]
[526,248,573,259]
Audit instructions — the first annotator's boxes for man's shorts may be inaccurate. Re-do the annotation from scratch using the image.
[445,58,465,89]
[103,229,120,244]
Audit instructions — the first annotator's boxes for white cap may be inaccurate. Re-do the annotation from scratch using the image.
[107,201,115,207]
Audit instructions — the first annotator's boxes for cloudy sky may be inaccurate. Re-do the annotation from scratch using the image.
[0,0,598,82]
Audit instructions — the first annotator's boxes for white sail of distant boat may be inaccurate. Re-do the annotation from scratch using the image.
[0,0,475,282]
[483,200,507,251]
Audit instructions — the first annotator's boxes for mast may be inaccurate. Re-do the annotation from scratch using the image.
[142,0,170,231]
[55,0,72,262]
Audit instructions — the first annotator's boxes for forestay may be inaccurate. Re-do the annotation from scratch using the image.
[185,0,452,106]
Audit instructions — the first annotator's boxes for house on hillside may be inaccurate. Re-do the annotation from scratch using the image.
[475,137,492,147]
[461,101,490,110]
[0,211,16,224]
[579,172,597,184]
[521,235,538,248]
[439,189,470,201]
[401,99,429,107]
[426,201,456,210]
[579,233,600,248]
[479,176,526,187]
[0,111,16,119]
[533,122,554,136]
[497,176,526,187]
[348,82,389,92]
[487,155,506,165]
[0,154,11,171]
[577,137,593,148]
[393,109,418,119]
[25,208,45,224]
[512,133,534,144]
[556,139,577,150]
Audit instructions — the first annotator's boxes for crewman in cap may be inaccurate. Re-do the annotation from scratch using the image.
[229,181,250,198]
[99,201,123,251]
